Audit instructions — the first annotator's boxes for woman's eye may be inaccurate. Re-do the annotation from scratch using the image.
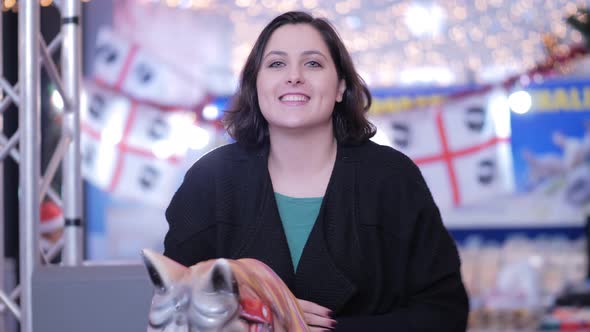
[306,61,322,68]
[269,61,285,68]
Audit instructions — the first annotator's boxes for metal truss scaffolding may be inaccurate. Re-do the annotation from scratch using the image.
[0,1,84,331]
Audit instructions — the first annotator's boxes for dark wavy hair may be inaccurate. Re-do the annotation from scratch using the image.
[223,11,375,146]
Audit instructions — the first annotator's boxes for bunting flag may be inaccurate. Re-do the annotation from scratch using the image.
[81,83,200,207]
[92,28,208,109]
[81,26,217,206]
[371,89,514,211]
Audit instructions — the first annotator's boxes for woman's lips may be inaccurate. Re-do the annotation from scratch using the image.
[279,93,310,105]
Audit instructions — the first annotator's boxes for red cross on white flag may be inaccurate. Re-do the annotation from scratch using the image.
[81,83,200,207]
[92,28,208,109]
[82,27,216,206]
[371,89,514,210]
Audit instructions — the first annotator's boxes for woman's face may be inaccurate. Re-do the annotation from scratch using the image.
[256,24,345,134]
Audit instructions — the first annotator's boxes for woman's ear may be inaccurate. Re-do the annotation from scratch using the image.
[336,79,346,102]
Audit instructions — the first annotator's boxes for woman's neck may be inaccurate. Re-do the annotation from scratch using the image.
[267,126,337,197]
[268,126,336,174]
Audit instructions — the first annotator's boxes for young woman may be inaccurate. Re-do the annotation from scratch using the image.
[163,11,469,331]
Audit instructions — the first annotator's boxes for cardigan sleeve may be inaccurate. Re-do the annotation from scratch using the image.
[163,161,217,267]
[335,171,469,331]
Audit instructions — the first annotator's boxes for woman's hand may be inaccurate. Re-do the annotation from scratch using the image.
[297,299,337,331]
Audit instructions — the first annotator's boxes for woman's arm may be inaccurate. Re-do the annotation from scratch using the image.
[334,273,468,331]
[336,171,469,331]
[163,162,217,267]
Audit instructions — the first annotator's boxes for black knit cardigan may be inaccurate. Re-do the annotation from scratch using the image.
[163,140,469,331]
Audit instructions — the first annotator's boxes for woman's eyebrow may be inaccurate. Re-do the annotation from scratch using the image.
[263,50,287,59]
[263,50,327,60]
[301,50,327,59]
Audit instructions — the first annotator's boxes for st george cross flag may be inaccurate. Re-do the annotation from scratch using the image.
[92,28,207,108]
[83,28,215,206]
[81,83,194,207]
[370,89,515,213]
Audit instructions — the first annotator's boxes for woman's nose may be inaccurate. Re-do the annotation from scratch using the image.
[286,67,304,85]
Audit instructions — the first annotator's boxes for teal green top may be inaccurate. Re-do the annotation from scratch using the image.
[274,192,323,271]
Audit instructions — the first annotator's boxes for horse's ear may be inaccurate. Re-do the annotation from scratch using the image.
[206,259,239,294]
[141,249,188,293]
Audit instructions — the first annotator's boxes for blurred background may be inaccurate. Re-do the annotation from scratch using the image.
[2,0,590,330]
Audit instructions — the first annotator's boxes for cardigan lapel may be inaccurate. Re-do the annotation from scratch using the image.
[233,148,296,289]
[293,145,359,313]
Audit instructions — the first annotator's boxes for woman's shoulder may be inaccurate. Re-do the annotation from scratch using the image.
[183,142,262,177]
[201,142,258,160]
[193,142,260,165]
[345,140,421,176]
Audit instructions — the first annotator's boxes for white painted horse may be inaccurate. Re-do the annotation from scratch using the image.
[142,249,310,332]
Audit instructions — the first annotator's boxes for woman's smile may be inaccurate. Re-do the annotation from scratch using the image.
[279,93,310,106]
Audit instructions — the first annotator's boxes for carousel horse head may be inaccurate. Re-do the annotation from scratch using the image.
[141,249,309,332]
